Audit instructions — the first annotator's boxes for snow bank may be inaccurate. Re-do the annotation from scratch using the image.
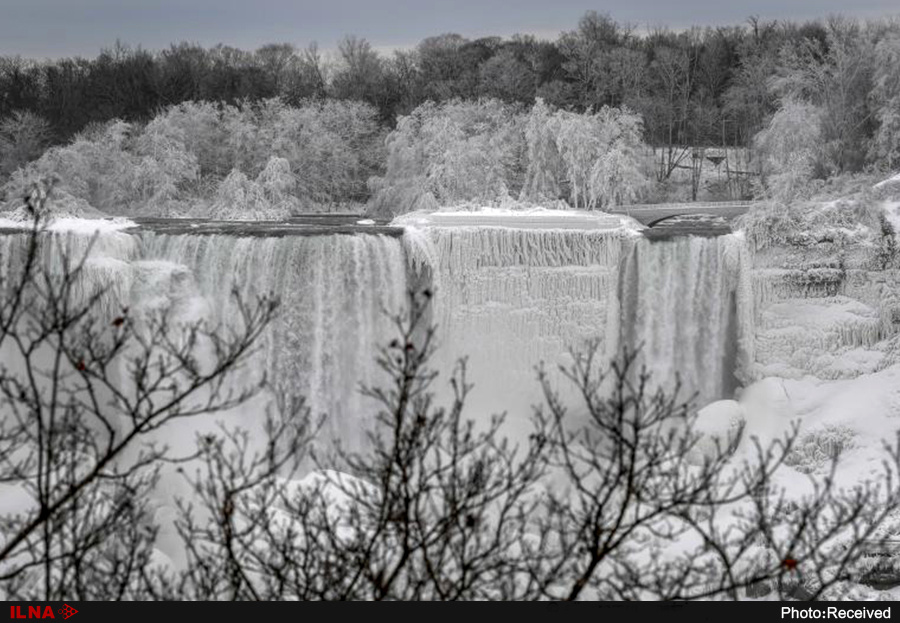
[739,365,900,491]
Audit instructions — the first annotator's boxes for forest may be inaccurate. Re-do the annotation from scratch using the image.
[0,11,898,217]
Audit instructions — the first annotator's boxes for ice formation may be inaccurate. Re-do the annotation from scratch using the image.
[4,202,900,488]
[403,221,627,434]
[139,231,408,453]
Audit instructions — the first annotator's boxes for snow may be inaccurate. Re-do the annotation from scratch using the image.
[736,364,900,491]
[0,215,137,233]
[391,206,643,231]
[687,399,745,465]
[875,173,900,189]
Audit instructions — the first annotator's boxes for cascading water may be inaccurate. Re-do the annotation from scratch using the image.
[0,228,140,319]
[139,231,409,453]
[619,234,752,407]
[0,217,756,451]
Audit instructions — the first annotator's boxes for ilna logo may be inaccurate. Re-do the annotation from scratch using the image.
[9,605,78,620]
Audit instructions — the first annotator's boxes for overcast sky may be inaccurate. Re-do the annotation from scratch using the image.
[2,0,899,59]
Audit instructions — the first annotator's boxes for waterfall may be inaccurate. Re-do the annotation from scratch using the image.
[0,229,139,320]
[402,224,627,435]
[620,234,749,407]
[139,232,409,452]
[1,218,756,448]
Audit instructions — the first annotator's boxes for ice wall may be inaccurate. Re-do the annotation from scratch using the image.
[748,235,900,381]
[401,220,628,434]
[749,269,900,380]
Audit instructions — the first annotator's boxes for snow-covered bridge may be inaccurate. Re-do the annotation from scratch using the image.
[609,201,757,227]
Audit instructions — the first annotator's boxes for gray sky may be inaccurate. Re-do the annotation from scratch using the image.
[2,0,899,59]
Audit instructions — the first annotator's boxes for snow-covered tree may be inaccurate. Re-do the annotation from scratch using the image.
[0,111,50,179]
[1,98,384,218]
[208,168,268,220]
[519,98,561,203]
[370,98,648,215]
[131,117,200,211]
[550,110,600,209]
[208,158,299,220]
[869,33,900,171]
[270,99,384,208]
[146,101,233,179]
[586,106,647,208]
[754,98,824,201]
[2,120,136,213]
[769,18,875,175]
[256,156,301,214]
[369,99,526,216]
[535,103,647,209]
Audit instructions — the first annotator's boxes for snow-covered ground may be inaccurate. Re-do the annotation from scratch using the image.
[0,215,137,233]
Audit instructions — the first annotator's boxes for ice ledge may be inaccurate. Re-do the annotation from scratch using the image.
[391,207,642,231]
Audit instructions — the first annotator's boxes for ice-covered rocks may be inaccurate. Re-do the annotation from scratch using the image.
[686,399,746,465]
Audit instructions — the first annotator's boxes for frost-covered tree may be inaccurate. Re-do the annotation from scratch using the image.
[0,111,50,180]
[770,18,875,175]
[208,157,299,220]
[269,99,384,208]
[754,98,824,201]
[143,101,232,179]
[549,110,599,209]
[2,120,135,214]
[869,33,900,171]
[1,98,383,218]
[519,98,562,203]
[256,156,301,214]
[538,104,647,210]
[368,99,525,216]
[130,117,200,212]
[371,98,648,215]
[1,118,201,216]
[586,106,647,208]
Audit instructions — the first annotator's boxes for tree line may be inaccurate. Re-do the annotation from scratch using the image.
[1,11,899,212]
[0,13,896,151]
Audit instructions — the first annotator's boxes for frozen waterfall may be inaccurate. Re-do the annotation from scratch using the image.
[403,224,626,432]
[1,216,758,454]
[139,232,408,453]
